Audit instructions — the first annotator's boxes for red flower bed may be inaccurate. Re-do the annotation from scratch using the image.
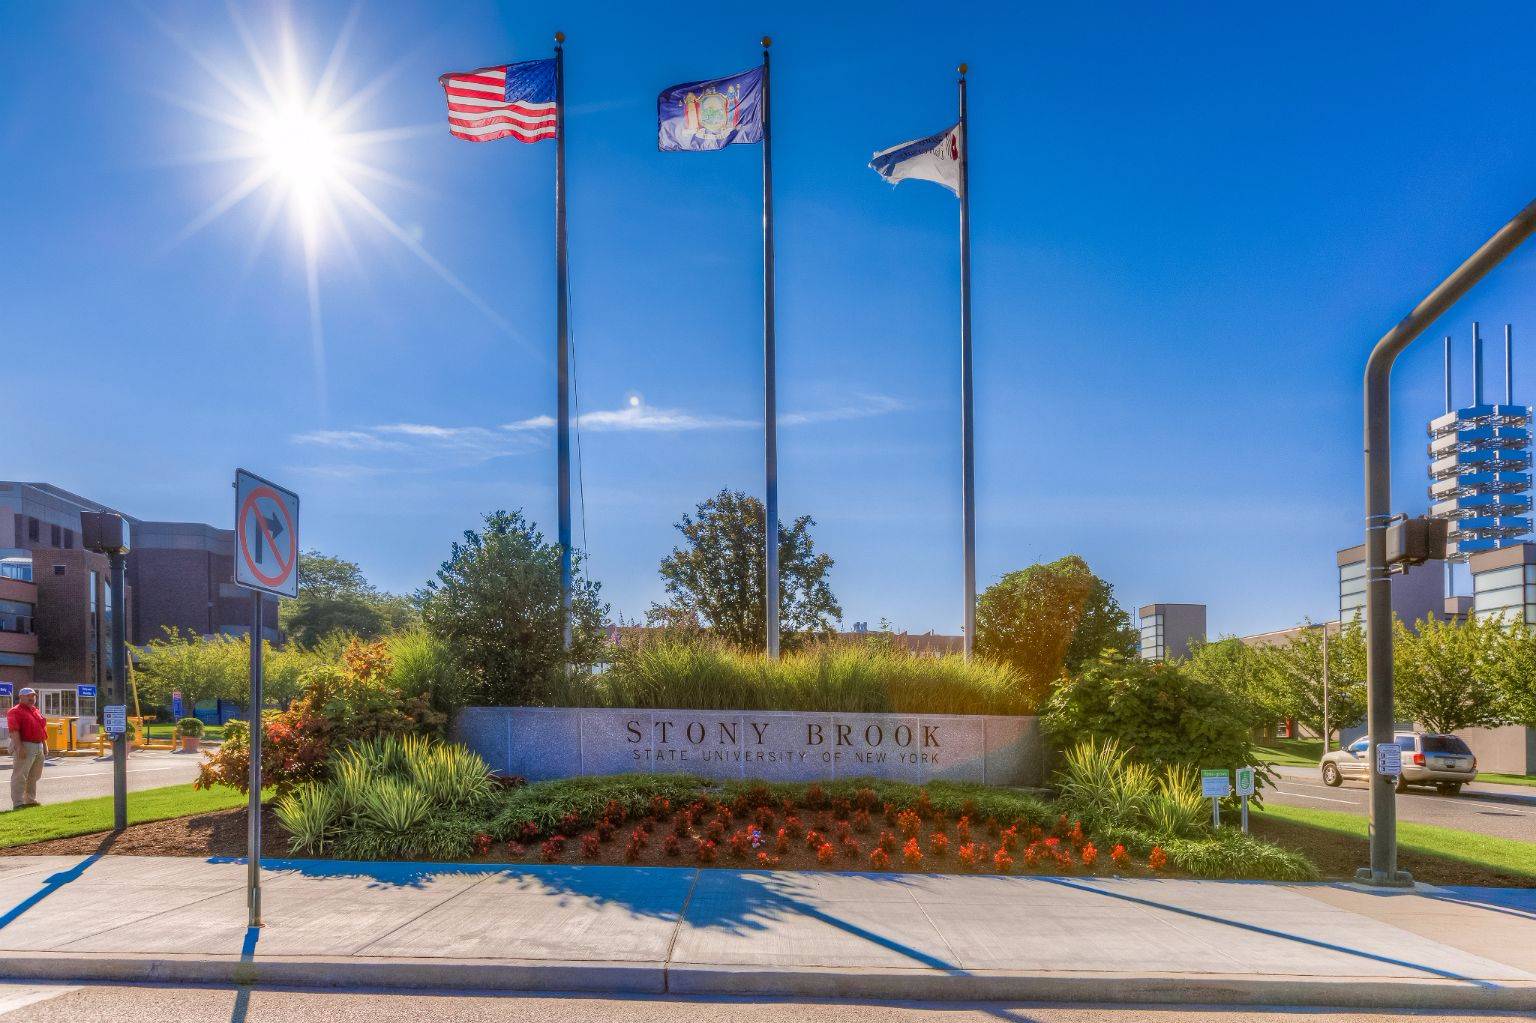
[469,789,1157,879]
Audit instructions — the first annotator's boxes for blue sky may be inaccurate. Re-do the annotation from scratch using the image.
[7,1,1536,638]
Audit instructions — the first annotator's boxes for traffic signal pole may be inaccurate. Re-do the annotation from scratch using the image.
[1359,194,1536,886]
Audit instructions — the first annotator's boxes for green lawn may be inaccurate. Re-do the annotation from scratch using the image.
[0,783,258,849]
[143,723,225,742]
[1255,801,1536,880]
[1476,771,1536,789]
[1254,738,1324,767]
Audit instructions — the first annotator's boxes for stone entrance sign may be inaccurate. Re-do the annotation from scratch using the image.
[455,707,1043,787]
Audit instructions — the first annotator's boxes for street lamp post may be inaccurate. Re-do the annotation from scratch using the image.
[1359,195,1536,886]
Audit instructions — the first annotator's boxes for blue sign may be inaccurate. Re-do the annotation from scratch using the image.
[76,684,97,699]
[0,682,12,697]
[171,692,184,718]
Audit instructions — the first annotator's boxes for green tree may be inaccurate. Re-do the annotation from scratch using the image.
[1392,615,1511,733]
[280,549,419,649]
[420,510,607,705]
[1063,572,1138,672]
[1256,621,1367,742]
[132,628,248,711]
[1183,636,1274,729]
[974,555,1098,706]
[653,489,840,651]
[1493,620,1536,728]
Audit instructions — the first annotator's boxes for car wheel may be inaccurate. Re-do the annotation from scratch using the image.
[1321,762,1341,787]
[1394,776,1409,794]
[1437,783,1462,796]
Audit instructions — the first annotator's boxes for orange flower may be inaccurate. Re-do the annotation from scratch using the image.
[1148,846,1168,871]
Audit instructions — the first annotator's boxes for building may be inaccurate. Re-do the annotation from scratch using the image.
[1336,543,1446,627]
[0,481,280,733]
[1137,603,1206,661]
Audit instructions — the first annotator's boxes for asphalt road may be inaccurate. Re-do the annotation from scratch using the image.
[1,985,1531,1023]
[0,749,205,807]
[1267,764,1536,841]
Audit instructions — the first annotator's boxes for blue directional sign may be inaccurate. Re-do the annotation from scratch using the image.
[76,684,96,699]
[0,682,12,698]
[171,691,184,718]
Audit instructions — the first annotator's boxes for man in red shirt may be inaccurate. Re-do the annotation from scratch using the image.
[7,687,46,809]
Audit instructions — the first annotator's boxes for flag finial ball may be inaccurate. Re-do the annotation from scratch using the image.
[958,62,968,75]
[555,31,565,43]
[761,36,772,48]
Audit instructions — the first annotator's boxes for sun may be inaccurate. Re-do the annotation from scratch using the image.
[258,103,340,202]
[158,6,522,408]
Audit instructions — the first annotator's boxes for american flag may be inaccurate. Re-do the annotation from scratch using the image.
[439,58,557,143]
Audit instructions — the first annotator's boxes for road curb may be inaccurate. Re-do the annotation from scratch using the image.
[2,953,1534,1010]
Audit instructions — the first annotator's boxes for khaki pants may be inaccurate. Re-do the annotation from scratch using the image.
[10,741,43,809]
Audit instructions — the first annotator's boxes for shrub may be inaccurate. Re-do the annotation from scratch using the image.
[176,717,205,738]
[1043,652,1259,780]
[902,837,923,867]
[1148,846,1167,871]
[274,783,340,855]
[869,848,891,870]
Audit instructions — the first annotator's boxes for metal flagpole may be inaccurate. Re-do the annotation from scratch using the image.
[247,595,263,927]
[762,36,780,660]
[555,33,573,652]
[958,64,976,658]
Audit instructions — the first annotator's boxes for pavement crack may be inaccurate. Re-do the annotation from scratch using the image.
[661,867,701,994]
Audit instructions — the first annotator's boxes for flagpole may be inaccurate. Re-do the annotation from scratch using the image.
[555,32,574,652]
[958,64,976,658]
[762,36,780,660]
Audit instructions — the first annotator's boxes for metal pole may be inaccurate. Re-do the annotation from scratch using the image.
[958,64,976,659]
[1361,194,1536,887]
[247,595,263,927]
[1473,321,1484,405]
[1321,624,1330,754]
[554,33,573,653]
[1444,336,1455,599]
[1506,324,1515,405]
[109,552,127,832]
[761,37,780,660]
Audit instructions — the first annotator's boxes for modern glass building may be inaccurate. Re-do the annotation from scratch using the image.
[1470,544,1536,624]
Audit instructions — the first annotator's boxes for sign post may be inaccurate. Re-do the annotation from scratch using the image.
[1235,766,1255,834]
[233,469,299,929]
[1201,769,1231,829]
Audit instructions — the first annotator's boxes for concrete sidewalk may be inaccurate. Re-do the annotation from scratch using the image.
[0,855,1533,1009]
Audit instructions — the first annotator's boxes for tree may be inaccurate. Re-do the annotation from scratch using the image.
[1493,620,1536,728]
[420,510,607,705]
[280,549,419,649]
[1257,621,1367,742]
[974,555,1099,706]
[1183,636,1274,729]
[1393,615,1512,733]
[1062,573,1138,673]
[654,489,840,651]
[133,627,317,713]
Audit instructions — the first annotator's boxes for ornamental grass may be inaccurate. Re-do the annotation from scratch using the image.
[557,638,1033,716]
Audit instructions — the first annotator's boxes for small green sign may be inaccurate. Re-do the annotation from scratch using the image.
[1200,769,1231,798]
[1235,766,1255,797]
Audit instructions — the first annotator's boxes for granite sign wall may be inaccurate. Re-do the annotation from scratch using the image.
[455,707,1043,786]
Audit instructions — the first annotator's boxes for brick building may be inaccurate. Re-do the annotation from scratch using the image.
[0,482,279,734]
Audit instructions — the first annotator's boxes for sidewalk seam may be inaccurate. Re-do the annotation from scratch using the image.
[903,885,965,971]
[347,872,500,957]
[661,868,701,994]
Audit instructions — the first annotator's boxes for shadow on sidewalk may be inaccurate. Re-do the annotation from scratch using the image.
[0,836,115,931]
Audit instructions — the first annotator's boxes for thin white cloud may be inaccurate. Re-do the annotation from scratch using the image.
[289,394,907,474]
[504,394,905,434]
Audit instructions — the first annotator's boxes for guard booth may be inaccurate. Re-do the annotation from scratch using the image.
[0,682,11,742]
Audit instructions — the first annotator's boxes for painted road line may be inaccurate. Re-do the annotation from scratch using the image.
[1271,791,1357,805]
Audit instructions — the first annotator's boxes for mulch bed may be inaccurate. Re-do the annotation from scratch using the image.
[1251,814,1536,888]
[0,806,289,859]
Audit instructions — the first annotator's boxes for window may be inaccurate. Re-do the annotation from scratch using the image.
[49,524,60,547]
[63,528,73,550]
[41,689,78,717]
[1396,736,1417,751]
[53,564,65,576]
[0,598,33,634]
[11,514,19,545]
[0,651,36,667]
[1348,738,1368,754]
[1423,735,1472,755]
[27,517,39,542]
